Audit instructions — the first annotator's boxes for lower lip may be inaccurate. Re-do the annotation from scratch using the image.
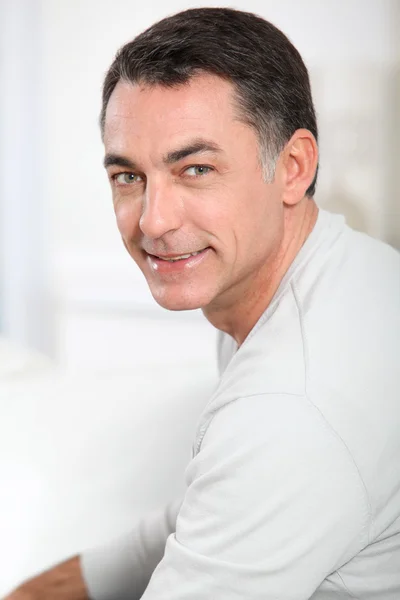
[147,248,210,274]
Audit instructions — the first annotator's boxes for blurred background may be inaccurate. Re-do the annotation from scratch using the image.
[0,0,399,370]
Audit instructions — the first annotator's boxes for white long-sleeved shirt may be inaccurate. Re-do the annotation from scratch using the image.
[82,210,400,599]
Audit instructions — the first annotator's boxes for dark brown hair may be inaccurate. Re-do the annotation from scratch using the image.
[100,7,318,196]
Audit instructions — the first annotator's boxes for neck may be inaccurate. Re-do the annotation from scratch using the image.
[203,198,319,346]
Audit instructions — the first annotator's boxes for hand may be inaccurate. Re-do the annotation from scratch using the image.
[3,556,89,600]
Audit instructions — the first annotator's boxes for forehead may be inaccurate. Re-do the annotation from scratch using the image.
[103,74,243,155]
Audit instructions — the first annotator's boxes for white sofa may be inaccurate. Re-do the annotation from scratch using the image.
[0,338,216,596]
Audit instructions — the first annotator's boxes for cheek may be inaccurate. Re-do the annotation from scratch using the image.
[113,198,141,239]
[230,188,282,257]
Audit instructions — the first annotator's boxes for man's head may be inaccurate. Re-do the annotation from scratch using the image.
[101,7,318,189]
[102,8,319,326]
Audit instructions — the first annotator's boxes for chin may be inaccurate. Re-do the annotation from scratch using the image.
[150,289,212,312]
[152,297,203,312]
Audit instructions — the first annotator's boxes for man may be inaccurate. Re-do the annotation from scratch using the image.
[6,7,400,599]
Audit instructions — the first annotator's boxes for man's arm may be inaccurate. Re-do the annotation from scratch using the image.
[139,394,370,599]
[3,557,87,600]
[4,499,181,600]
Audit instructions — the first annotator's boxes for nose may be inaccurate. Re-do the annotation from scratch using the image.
[139,178,183,239]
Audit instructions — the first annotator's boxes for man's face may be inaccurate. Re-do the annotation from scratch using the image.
[103,74,285,314]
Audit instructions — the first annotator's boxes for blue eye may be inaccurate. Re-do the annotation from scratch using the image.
[114,172,142,185]
[184,166,212,177]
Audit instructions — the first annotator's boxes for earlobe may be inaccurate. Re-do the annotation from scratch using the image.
[282,129,318,206]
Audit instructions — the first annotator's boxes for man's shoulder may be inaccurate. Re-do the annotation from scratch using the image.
[291,219,399,393]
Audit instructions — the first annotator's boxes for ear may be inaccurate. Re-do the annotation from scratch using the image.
[279,129,318,206]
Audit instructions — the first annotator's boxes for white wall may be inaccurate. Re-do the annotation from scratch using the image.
[1,0,399,367]
[0,0,54,356]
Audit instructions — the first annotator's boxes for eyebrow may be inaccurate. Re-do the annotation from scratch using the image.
[163,140,222,164]
[103,154,137,170]
[103,139,222,170]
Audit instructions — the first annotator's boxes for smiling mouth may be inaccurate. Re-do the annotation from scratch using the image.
[149,249,207,262]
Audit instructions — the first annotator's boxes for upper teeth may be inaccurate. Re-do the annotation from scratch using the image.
[159,251,201,262]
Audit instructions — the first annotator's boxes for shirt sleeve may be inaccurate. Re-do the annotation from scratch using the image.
[140,393,371,599]
[80,498,181,600]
